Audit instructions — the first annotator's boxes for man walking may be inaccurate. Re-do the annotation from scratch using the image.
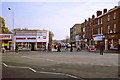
[99,42,104,55]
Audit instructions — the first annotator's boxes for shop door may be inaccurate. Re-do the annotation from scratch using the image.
[31,43,35,51]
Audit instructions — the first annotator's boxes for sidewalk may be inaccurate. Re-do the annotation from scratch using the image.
[95,49,119,54]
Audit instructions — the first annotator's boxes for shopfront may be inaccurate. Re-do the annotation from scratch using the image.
[105,34,119,50]
[0,34,13,51]
[14,30,49,51]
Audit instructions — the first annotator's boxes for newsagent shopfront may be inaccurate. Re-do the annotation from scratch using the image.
[14,30,49,51]
[0,34,13,51]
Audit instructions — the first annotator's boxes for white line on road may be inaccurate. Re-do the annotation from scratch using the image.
[29,68,37,72]
[2,62,79,79]
[3,63,8,67]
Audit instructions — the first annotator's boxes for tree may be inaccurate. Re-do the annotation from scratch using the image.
[0,16,12,34]
[49,31,54,44]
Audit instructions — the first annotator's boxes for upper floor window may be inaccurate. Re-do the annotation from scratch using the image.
[83,28,85,32]
[101,27,102,34]
[101,18,102,24]
[98,28,100,34]
[108,15,110,21]
[108,25,110,34]
[113,12,116,19]
[114,24,116,33]
[98,19,100,25]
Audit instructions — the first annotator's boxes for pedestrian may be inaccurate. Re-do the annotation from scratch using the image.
[77,43,80,52]
[70,43,73,52]
[99,42,104,55]
[1,46,6,53]
[44,45,46,52]
[81,44,83,50]
[57,44,61,52]
[108,44,110,50]
[65,44,68,51]
[15,44,19,53]
[48,44,51,52]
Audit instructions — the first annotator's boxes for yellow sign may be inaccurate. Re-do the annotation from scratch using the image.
[95,41,97,44]
[35,43,37,48]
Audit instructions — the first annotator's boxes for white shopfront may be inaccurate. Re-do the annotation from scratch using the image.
[14,30,49,51]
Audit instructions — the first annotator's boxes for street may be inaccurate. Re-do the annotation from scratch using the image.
[1,50,119,80]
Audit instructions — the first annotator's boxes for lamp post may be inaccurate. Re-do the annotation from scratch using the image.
[8,8,15,51]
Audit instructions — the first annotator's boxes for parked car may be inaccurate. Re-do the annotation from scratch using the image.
[87,45,96,52]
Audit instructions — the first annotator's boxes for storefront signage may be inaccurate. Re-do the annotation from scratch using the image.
[76,35,80,41]
[93,36,103,41]
[15,36,47,42]
[0,34,12,40]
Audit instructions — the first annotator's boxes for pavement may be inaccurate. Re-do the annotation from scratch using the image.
[1,50,120,80]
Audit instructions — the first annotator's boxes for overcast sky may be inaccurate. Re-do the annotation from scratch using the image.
[1,0,119,40]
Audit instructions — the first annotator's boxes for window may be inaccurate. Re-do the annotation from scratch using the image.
[108,25,110,34]
[98,19,100,25]
[108,15,110,21]
[113,12,116,19]
[83,34,85,38]
[101,27,102,34]
[98,28,100,34]
[83,28,85,32]
[114,24,116,33]
[101,18,102,24]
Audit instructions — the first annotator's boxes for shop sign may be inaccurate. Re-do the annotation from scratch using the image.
[15,36,48,42]
[95,41,97,44]
[0,34,12,40]
[75,35,80,41]
[93,36,103,41]
[105,34,119,39]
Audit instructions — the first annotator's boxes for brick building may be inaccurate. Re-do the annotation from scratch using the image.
[70,5,120,51]
[92,6,120,50]
[70,24,82,44]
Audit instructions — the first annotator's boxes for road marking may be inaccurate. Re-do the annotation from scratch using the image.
[21,56,73,64]
[2,62,80,79]
[3,63,8,67]
[66,74,78,79]
[29,68,36,72]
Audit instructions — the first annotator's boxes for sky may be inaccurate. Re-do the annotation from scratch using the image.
[1,0,120,40]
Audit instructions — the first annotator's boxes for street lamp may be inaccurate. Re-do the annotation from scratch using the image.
[8,8,15,51]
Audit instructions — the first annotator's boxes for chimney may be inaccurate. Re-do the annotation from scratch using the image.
[103,8,107,14]
[92,15,95,19]
[88,18,91,21]
[97,10,102,17]
[85,19,87,22]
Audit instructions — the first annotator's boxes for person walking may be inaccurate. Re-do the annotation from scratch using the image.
[57,43,61,52]
[15,44,19,53]
[65,44,68,51]
[99,42,104,55]
[70,43,73,52]
[77,43,80,52]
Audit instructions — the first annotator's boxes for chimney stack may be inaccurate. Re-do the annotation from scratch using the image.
[103,8,107,14]
[92,15,95,19]
[88,18,91,21]
[85,19,87,22]
[97,10,102,17]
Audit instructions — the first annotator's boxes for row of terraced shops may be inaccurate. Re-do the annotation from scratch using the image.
[0,30,49,51]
